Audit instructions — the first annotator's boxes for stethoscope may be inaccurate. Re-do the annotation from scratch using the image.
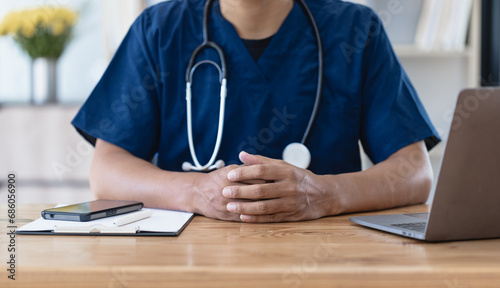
[182,0,323,172]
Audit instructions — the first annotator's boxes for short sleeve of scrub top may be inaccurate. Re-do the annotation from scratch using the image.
[354,8,441,163]
[72,0,441,175]
[72,10,161,161]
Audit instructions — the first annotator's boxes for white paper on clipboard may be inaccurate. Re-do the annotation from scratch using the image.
[16,205,194,236]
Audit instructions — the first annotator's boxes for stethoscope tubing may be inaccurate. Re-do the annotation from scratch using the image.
[295,0,323,145]
[185,78,227,171]
[184,0,323,171]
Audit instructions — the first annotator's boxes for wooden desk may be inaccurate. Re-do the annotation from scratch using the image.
[2,204,500,288]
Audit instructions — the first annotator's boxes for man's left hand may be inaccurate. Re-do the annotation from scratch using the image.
[222,152,337,222]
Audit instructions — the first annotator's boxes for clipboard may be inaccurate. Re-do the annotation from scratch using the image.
[16,206,194,236]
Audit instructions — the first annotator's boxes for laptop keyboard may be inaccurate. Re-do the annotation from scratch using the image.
[403,213,429,220]
[390,222,427,233]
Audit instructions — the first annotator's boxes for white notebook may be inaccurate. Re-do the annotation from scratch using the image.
[16,206,194,236]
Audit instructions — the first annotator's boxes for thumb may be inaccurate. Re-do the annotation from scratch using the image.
[239,151,275,166]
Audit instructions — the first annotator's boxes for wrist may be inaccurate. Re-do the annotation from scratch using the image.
[160,171,205,214]
[183,172,206,214]
[316,173,348,216]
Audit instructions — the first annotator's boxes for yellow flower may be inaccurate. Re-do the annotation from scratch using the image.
[53,8,78,26]
[31,8,48,26]
[0,12,18,35]
[15,11,37,37]
[65,10,78,26]
[43,7,57,25]
[0,19,6,36]
[17,10,30,30]
[0,6,77,37]
[51,21,65,36]
[21,22,36,38]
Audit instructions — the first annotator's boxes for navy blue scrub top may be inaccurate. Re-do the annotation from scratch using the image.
[72,0,440,175]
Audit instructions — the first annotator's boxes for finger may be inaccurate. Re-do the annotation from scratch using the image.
[239,179,268,185]
[239,151,278,166]
[239,213,298,223]
[222,183,286,200]
[227,164,290,182]
[226,198,294,215]
[222,212,244,222]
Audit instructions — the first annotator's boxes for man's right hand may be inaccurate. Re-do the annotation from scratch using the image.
[191,165,249,222]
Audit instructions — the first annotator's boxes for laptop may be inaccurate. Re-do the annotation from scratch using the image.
[350,88,500,242]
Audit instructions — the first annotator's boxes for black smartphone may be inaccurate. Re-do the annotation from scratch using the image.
[41,200,144,222]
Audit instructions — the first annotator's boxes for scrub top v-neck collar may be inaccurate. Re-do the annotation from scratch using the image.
[210,1,306,82]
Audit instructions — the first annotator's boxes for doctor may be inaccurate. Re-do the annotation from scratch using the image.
[72,0,440,222]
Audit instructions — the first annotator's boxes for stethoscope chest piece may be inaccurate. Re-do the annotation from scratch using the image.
[282,142,311,169]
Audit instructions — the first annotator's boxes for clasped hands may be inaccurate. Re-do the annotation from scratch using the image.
[194,151,335,223]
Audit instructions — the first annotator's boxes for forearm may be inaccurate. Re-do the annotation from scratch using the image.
[323,141,433,215]
[90,139,198,211]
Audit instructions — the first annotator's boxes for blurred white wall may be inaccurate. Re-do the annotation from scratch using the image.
[101,0,147,60]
